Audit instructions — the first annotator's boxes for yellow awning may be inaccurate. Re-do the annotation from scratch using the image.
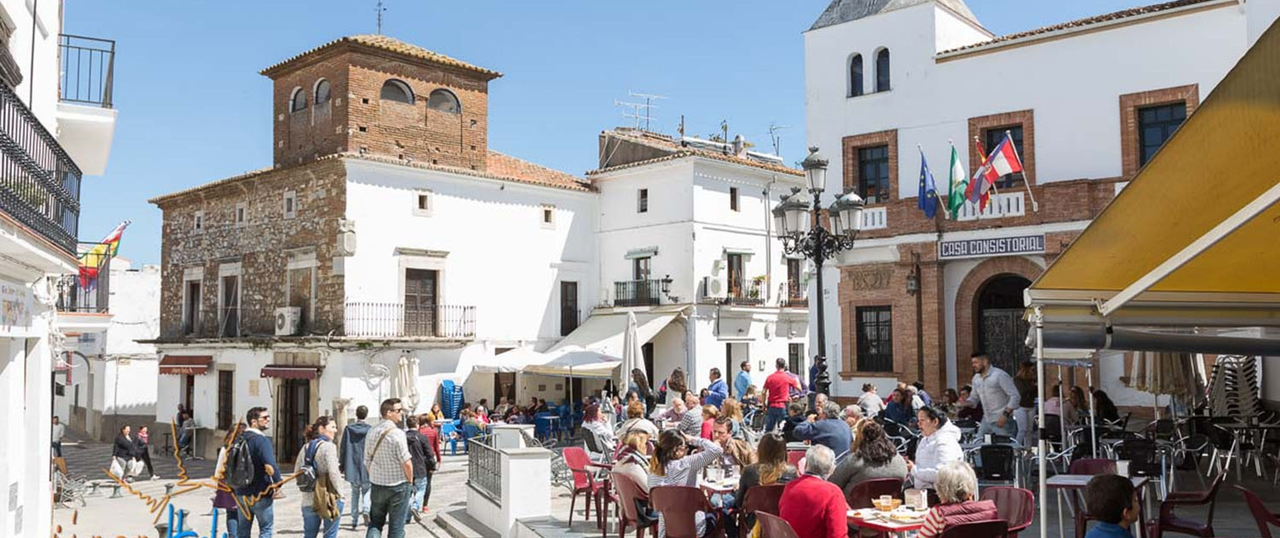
[1029,20,1280,327]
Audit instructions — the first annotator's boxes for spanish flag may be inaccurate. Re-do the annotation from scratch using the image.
[78,221,130,288]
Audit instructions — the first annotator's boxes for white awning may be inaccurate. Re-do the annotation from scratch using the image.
[522,347,622,380]
[547,308,683,358]
[470,348,549,374]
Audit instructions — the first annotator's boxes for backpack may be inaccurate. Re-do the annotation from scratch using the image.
[295,439,321,492]
[224,434,256,490]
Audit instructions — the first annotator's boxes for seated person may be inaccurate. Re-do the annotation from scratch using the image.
[1083,475,1141,538]
[616,400,660,437]
[782,402,807,443]
[918,461,998,538]
[778,445,848,538]
[652,398,687,424]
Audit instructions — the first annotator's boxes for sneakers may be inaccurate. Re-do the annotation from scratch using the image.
[150,475,160,480]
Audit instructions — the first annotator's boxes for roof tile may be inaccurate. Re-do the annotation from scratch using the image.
[261,34,502,79]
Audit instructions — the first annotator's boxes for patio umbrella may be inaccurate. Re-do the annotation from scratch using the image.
[394,354,420,414]
[523,346,622,379]
[1127,351,1202,419]
[620,311,642,397]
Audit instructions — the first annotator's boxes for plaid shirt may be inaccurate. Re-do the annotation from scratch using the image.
[364,419,411,486]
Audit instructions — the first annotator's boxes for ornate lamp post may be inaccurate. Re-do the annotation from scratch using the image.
[774,147,865,397]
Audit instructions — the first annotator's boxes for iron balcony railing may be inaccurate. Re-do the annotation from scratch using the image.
[722,279,764,306]
[467,434,502,504]
[344,302,476,339]
[59,34,115,108]
[55,248,110,313]
[0,82,82,255]
[779,281,807,308]
[614,279,663,307]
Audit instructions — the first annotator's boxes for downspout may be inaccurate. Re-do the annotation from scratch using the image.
[764,176,778,304]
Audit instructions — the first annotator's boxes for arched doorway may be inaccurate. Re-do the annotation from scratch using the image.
[976,275,1032,375]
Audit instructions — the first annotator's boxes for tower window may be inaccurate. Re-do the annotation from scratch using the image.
[289,87,307,113]
[849,54,864,97]
[875,48,891,92]
[381,79,414,104]
[427,89,461,114]
[315,79,331,105]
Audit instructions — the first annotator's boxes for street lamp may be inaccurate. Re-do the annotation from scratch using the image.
[775,147,865,398]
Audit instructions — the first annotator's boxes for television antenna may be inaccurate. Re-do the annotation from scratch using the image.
[375,0,387,34]
[614,91,666,131]
[768,123,791,157]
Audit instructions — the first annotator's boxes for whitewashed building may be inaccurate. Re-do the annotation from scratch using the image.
[803,0,1280,406]
[0,0,118,534]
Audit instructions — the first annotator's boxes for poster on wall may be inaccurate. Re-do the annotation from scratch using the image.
[0,278,33,337]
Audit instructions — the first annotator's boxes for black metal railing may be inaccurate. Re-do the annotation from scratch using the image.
[779,281,807,308]
[0,83,82,255]
[344,302,476,338]
[561,307,579,336]
[467,434,502,504]
[614,279,662,307]
[722,279,764,306]
[55,249,110,313]
[59,34,115,108]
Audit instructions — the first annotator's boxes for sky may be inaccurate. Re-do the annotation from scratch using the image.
[67,0,1151,265]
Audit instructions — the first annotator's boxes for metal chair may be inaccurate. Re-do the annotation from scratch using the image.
[651,486,723,538]
[1147,474,1223,538]
[1115,438,1166,500]
[976,445,1018,487]
[980,487,1034,538]
[52,470,88,508]
[737,484,785,538]
[755,512,800,538]
[938,519,1009,538]
[1236,484,1280,538]
[1041,414,1072,474]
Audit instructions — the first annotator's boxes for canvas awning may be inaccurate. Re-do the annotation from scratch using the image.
[522,347,623,380]
[528,307,685,379]
[1027,20,1280,355]
[260,365,321,380]
[158,355,212,376]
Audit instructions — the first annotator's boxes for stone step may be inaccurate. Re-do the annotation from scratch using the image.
[435,507,499,538]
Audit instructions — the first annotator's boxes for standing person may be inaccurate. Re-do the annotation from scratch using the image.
[415,416,442,514]
[51,416,66,458]
[648,430,723,538]
[778,445,848,538]
[1013,361,1037,446]
[112,425,137,482]
[364,398,413,538]
[134,425,158,480]
[970,352,1019,440]
[297,416,344,538]
[213,423,245,538]
[631,368,656,415]
[339,405,373,530]
[734,361,752,401]
[234,407,283,538]
[667,368,688,400]
[793,402,853,456]
[808,356,822,412]
[763,358,801,433]
[706,368,729,409]
[857,384,885,419]
[403,415,435,524]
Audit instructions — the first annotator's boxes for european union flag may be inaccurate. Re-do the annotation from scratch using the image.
[918,148,939,219]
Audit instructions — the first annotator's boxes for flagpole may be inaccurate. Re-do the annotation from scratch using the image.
[1005,129,1039,212]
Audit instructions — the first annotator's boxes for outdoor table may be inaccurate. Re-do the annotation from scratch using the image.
[698,477,739,496]
[1047,475,1149,538]
[847,508,928,538]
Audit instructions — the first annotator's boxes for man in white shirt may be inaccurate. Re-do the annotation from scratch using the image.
[971,353,1020,440]
[364,398,413,538]
[51,416,66,458]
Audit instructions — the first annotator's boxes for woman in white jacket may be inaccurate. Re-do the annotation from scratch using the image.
[907,406,963,489]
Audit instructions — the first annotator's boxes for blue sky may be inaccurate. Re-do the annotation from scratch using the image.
[68,0,1148,264]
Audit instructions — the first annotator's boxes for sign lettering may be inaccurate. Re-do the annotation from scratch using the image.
[938,235,1045,260]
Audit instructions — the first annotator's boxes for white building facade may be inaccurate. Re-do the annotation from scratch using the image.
[804,0,1280,406]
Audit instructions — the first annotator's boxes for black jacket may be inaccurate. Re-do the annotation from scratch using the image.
[405,430,434,480]
[113,434,136,459]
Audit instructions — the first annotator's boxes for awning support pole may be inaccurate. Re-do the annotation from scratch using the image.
[1036,306,1048,538]
[1098,180,1280,317]
[1088,366,1098,459]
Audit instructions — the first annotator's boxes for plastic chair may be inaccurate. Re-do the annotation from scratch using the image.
[650,486,721,538]
[534,413,555,442]
[979,487,1034,538]
[564,447,605,527]
[737,484,785,538]
[977,445,1017,486]
[845,478,904,509]
[1066,459,1115,538]
[1236,484,1280,538]
[1147,474,1223,538]
[440,422,462,455]
[939,519,1009,538]
[612,469,656,538]
[755,512,800,538]
[786,450,806,468]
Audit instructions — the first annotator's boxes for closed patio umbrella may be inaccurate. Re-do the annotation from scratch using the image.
[395,354,420,414]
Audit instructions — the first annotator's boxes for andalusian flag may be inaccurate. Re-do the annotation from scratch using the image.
[78,221,130,288]
[947,143,967,219]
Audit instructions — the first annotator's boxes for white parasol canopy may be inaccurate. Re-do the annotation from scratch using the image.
[522,346,622,380]
[394,354,420,413]
[620,311,643,394]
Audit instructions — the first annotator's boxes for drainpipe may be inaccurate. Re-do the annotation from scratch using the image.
[764,175,777,303]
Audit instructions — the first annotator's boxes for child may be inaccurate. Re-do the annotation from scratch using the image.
[1084,474,1140,538]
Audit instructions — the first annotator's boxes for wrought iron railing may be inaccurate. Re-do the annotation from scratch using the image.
[561,307,579,336]
[59,34,115,108]
[0,83,82,255]
[467,434,502,504]
[55,250,110,313]
[614,279,662,307]
[779,281,807,308]
[343,302,476,338]
[722,279,764,306]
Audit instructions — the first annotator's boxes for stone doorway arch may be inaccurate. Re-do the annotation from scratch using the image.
[954,256,1043,385]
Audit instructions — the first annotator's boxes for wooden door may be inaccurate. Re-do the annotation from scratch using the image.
[276,379,310,463]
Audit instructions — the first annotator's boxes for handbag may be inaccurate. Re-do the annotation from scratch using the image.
[109,457,124,478]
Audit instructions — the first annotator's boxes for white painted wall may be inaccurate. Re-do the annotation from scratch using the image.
[0,0,62,128]
[1248,0,1280,46]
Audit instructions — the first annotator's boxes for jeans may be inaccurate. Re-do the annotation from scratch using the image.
[977,416,1019,442]
[303,499,344,538]
[410,476,429,512]
[52,441,62,458]
[348,481,371,526]
[221,509,238,538]
[366,482,413,538]
[1014,407,1035,446]
[764,407,787,433]
[236,495,274,538]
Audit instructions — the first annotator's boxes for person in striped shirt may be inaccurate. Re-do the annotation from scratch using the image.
[917,461,998,538]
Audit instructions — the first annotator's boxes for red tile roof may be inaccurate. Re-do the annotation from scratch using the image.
[588,129,803,177]
[485,151,593,192]
[261,34,502,79]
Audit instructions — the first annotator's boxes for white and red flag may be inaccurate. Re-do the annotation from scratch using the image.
[966,132,1023,211]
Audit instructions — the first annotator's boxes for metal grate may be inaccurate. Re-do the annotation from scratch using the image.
[467,434,502,503]
[59,34,116,108]
[343,302,476,338]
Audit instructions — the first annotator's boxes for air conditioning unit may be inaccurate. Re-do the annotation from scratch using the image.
[702,275,724,298]
[275,307,302,336]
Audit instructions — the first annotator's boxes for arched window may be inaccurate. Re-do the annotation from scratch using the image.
[849,54,864,97]
[289,87,307,112]
[427,89,461,114]
[314,79,331,105]
[380,79,414,104]
[875,48,891,92]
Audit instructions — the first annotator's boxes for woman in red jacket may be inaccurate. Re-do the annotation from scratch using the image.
[778,445,848,538]
[917,460,998,538]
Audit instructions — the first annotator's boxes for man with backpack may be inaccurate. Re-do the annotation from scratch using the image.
[339,405,373,529]
[227,407,282,538]
[364,398,413,538]
[404,415,436,523]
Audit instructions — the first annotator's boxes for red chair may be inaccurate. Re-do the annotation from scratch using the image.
[845,478,904,509]
[756,512,800,538]
[979,487,1034,538]
[787,450,806,469]
[564,447,605,527]
[611,470,657,538]
[651,486,723,538]
[1067,459,1116,538]
[1238,484,1280,538]
[1147,474,1223,538]
[939,519,1009,538]
[737,484,785,538]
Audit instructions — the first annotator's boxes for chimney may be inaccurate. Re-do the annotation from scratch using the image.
[732,134,747,158]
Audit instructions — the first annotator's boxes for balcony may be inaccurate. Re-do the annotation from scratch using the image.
[778,281,807,308]
[614,279,663,307]
[0,82,81,256]
[721,279,765,306]
[955,192,1026,221]
[56,34,118,175]
[861,206,888,230]
[344,302,476,339]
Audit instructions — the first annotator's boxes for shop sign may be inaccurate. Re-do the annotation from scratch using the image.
[938,234,1045,260]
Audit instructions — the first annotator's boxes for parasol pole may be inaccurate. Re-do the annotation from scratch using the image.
[1035,306,1048,538]
[1088,364,1098,459]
